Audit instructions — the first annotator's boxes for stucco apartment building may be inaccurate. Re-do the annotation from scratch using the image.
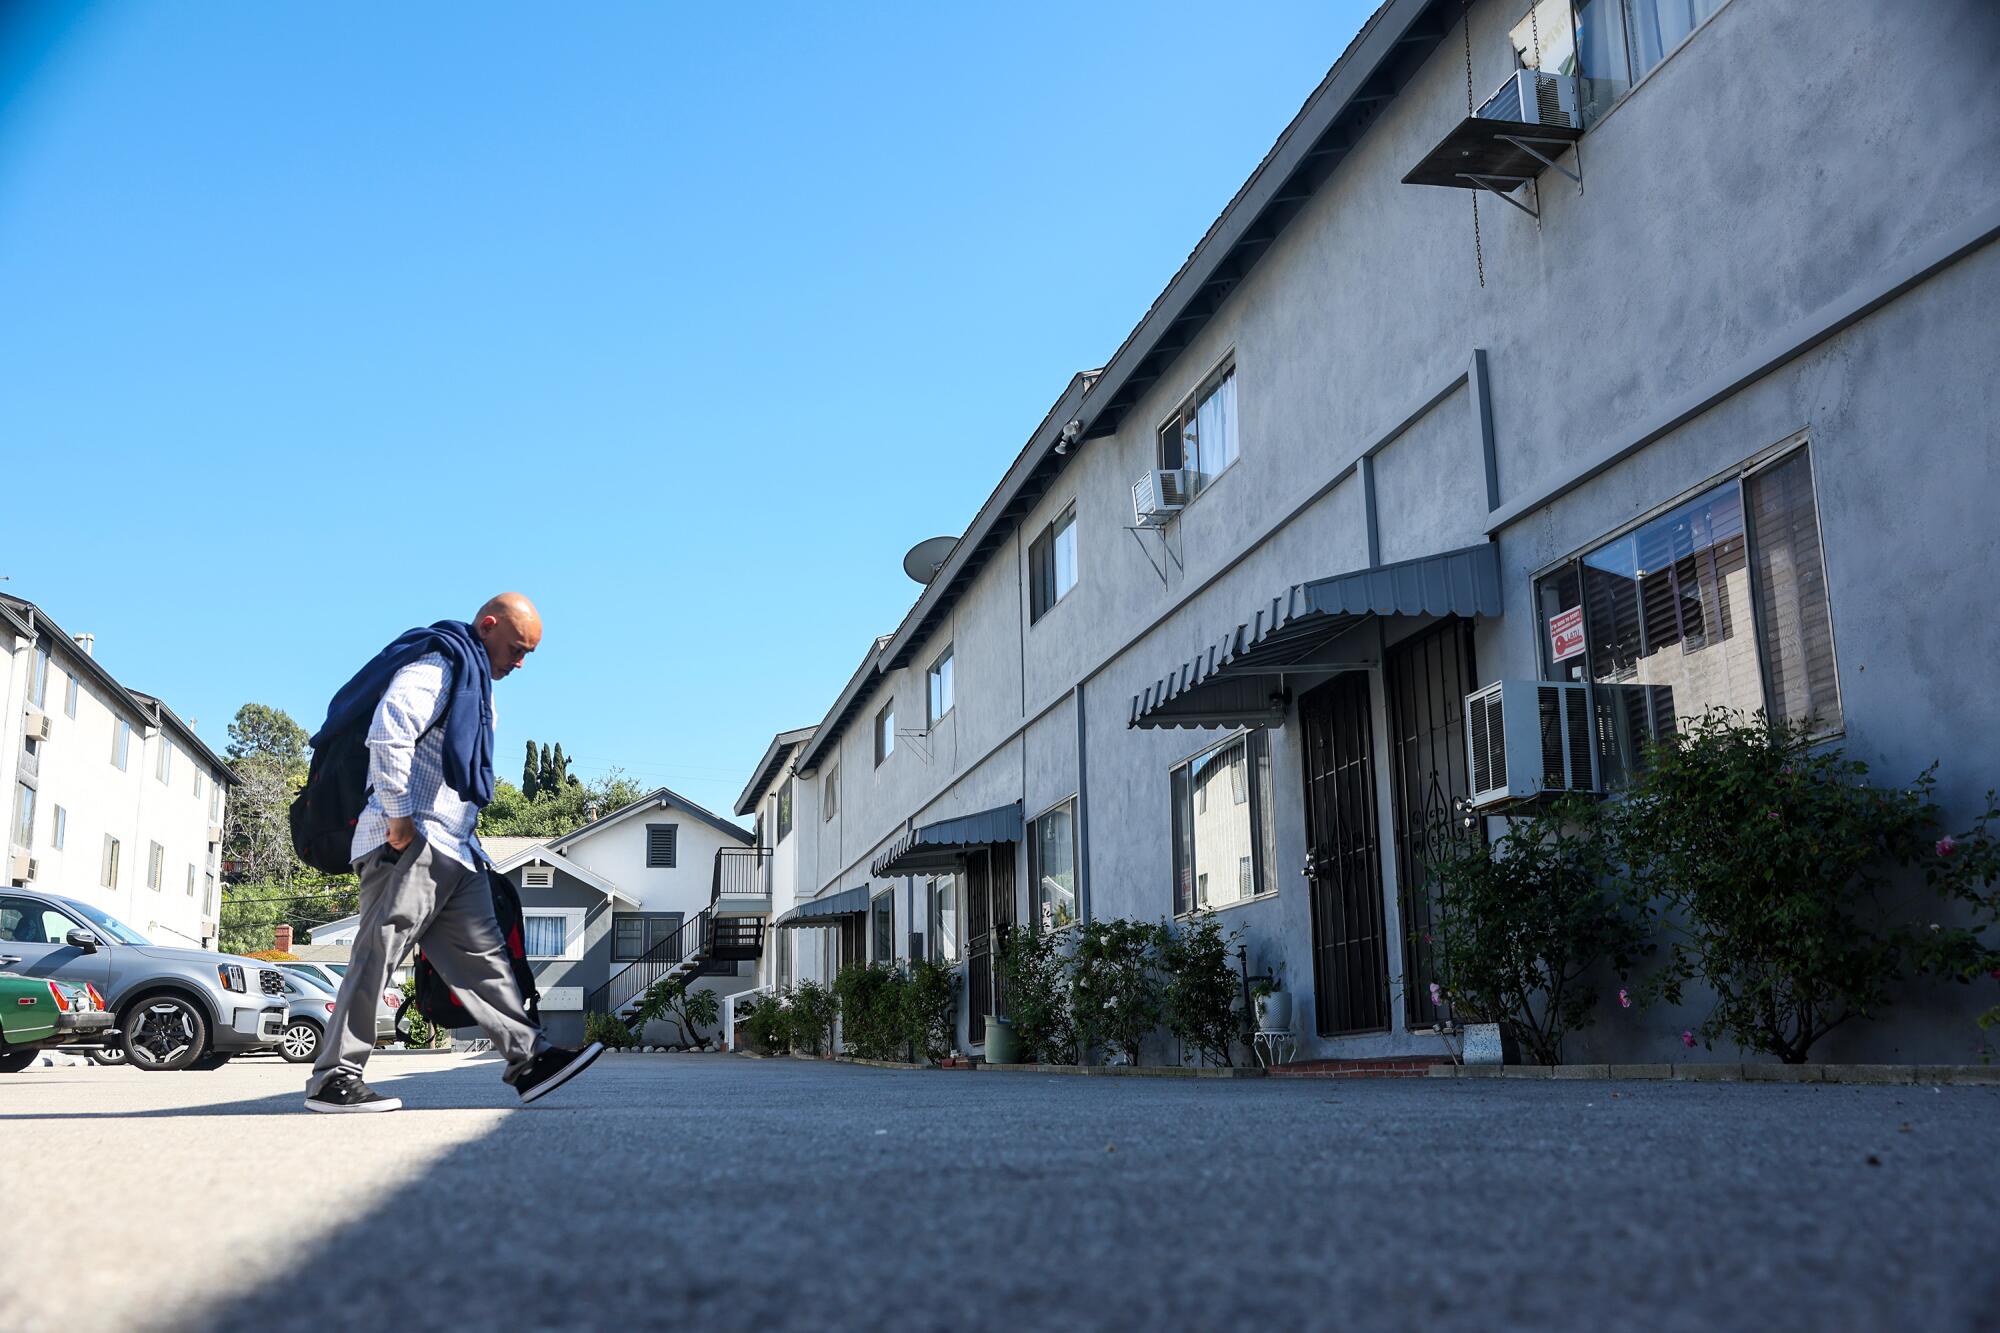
[1,595,234,950]
[747,0,2000,1065]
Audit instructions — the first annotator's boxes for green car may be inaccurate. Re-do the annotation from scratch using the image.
[0,971,114,1073]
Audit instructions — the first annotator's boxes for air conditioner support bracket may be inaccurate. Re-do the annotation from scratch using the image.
[1493,133,1582,185]
[1457,173,1543,222]
[1125,524,1184,588]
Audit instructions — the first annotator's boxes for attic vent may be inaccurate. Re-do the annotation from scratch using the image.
[646,823,679,868]
[522,867,555,890]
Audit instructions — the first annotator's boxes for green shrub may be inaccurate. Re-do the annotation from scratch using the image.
[1428,795,1646,1065]
[1159,913,1242,1067]
[744,991,790,1055]
[1071,918,1165,1066]
[787,979,838,1055]
[396,976,445,1049]
[833,962,909,1060]
[997,926,1077,1064]
[629,976,723,1050]
[584,1009,635,1049]
[1624,710,1982,1063]
[901,957,960,1064]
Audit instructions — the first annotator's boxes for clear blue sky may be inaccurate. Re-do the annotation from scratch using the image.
[0,1,1376,821]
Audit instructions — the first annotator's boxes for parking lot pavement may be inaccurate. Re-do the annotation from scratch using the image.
[4,1052,1998,1333]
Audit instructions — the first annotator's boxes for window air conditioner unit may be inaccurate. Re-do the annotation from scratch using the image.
[1132,469,1189,527]
[1463,680,1603,809]
[24,706,50,741]
[8,851,33,883]
[1477,69,1578,129]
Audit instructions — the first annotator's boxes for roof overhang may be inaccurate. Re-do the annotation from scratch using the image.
[492,846,641,906]
[773,885,871,929]
[734,726,816,816]
[1130,544,1503,729]
[548,785,752,851]
[870,802,1024,878]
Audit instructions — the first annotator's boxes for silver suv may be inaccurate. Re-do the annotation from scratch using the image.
[0,890,286,1071]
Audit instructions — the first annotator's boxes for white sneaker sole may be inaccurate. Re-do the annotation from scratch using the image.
[518,1042,604,1105]
[304,1095,403,1113]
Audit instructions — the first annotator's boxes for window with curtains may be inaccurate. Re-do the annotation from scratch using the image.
[523,914,569,959]
[1170,730,1276,916]
[1554,0,1731,127]
[1157,362,1238,500]
[1030,798,1077,933]
[1537,445,1841,775]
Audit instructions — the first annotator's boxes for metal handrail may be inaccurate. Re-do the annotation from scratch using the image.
[586,907,711,1016]
[712,846,771,910]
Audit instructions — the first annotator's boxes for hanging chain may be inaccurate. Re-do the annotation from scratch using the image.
[1531,0,1542,72]
[1464,0,1485,288]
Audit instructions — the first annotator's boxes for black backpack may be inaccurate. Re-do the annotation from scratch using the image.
[396,864,541,1040]
[289,709,448,875]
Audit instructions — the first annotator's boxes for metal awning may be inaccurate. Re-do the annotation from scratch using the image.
[773,886,870,929]
[1129,543,1503,730]
[870,802,1024,878]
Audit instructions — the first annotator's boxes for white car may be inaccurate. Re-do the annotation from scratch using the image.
[274,964,401,1046]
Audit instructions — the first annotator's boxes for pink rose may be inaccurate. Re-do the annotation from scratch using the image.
[1429,982,1443,1006]
[1937,836,1959,858]
[1681,1029,1697,1049]
[1618,989,1631,1009]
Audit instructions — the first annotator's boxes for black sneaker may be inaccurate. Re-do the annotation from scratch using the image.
[508,1042,604,1105]
[304,1072,403,1114]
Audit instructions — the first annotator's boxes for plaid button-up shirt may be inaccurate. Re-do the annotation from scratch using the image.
[350,652,488,868]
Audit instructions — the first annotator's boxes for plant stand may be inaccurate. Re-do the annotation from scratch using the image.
[1251,1029,1297,1069]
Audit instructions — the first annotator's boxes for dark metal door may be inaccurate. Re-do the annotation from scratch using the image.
[1300,672,1391,1036]
[1386,620,1478,1029]
[963,844,1018,1047]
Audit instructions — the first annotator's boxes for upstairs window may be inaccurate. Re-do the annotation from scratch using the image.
[1029,506,1078,622]
[1535,444,1841,776]
[156,739,174,785]
[27,645,48,709]
[111,719,131,772]
[1558,0,1730,125]
[64,674,78,719]
[100,835,120,888]
[823,765,839,822]
[645,823,679,868]
[776,779,793,842]
[1157,364,1238,500]
[875,701,896,766]
[147,841,165,890]
[927,646,954,727]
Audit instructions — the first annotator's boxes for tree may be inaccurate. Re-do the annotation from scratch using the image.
[221,703,313,886]
[539,743,555,795]
[219,873,359,955]
[478,769,647,839]
[552,743,573,788]
[522,739,540,799]
[226,703,309,771]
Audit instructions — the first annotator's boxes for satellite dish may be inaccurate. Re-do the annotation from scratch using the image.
[902,535,958,585]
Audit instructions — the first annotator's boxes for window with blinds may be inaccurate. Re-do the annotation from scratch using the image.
[1537,444,1841,759]
[645,823,678,868]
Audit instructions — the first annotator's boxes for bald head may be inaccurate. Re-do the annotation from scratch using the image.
[474,592,542,679]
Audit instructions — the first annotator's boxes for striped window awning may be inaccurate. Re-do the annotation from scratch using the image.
[869,802,1024,878]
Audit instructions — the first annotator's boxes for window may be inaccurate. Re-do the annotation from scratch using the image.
[1029,506,1078,622]
[194,768,204,800]
[927,646,954,727]
[28,644,49,708]
[1030,798,1078,932]
[209,782,222,823]
[645,823,678,868]
[0,897,82,944]
[1555,0,1729,127]
[64,672,78,719]
[111,719,131,771]
[156,738,174,785]
[1535,447,1841,775]
[10,783,33,851]
[203,872,216,915]
[147,841,165,891]
[1169,730,1277,915]
[823,765,839,822]
[871,891,894,963]
[524,909,586,960]
[1157,363,1239,499]
[52,805,66,851]
[776,780,793,842]
[101,835,121,889]
[875,701,895,765]
[926,873,960,963]
[186,863,197,897]
[612,913,681,961]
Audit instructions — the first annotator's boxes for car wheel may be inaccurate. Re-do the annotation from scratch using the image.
[121,994,210,1071]
[87,1045,129,1066]
[279,1019,322,1063]
[0,1049,37,1074]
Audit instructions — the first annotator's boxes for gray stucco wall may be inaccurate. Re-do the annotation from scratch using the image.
[774,0,2000,1063]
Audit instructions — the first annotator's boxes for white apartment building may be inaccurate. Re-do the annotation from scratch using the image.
[2,595,234,950]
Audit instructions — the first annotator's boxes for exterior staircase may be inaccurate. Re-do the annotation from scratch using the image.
[586,846,770,1020]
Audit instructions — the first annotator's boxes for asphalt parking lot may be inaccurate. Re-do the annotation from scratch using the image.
[2,1051,1996,1332]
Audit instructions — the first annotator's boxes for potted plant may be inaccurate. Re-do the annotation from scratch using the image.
[1249,963,1291,1032]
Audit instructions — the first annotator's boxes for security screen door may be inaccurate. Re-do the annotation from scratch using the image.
[1299,672,1392,1036]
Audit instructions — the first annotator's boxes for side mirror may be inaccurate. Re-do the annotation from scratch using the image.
[66,929,101,953]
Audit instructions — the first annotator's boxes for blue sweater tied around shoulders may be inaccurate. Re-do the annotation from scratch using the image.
[310,619,497,807]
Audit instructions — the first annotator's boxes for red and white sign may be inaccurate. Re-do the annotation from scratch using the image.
[1549,606,1586,663]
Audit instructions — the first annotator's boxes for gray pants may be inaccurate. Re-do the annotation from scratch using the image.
[308,839,548,1094]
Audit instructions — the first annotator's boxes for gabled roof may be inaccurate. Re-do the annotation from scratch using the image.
[3,593,239,784]
[795,0,1452,772]
[479,835,547,864]
[733,726,816,816]
[490,843,640,906]
[547,785,752,851]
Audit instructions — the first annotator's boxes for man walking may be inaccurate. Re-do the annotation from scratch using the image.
[304,592,602,1113]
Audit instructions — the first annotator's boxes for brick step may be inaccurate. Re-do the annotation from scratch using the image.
[1268,1057,1449,1079]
